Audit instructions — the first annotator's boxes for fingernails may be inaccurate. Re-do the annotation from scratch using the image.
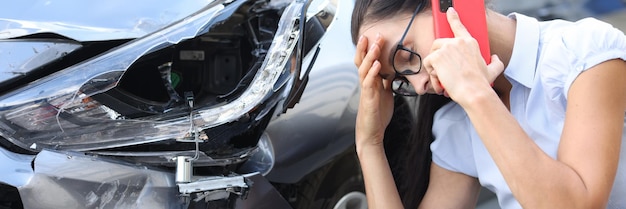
[376,33,382,41]
[447,7,456,14]
[358,35,364,43]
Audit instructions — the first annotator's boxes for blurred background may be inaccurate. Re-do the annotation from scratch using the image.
[494,0,626,30]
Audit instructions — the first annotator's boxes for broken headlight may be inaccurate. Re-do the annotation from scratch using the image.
[0,0,304,152]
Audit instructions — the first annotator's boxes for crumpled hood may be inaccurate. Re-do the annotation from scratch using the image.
[0,0,214,41]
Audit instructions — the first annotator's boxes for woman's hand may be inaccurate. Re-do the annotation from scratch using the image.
[354,35,406,209]
[354,34,394,150]
[423,8,504,106]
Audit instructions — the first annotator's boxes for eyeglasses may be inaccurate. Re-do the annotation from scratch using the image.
[391,2,425,96]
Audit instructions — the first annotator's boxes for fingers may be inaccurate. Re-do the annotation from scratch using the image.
[362,60,382,89]
[356,34,384,82]
[422,53,445,94]
[354,34,385,67]
[486,54,505,83]
[358,44,380,82]
[429,38,449,53]
[354,35,368,67]
[446,7,471,38]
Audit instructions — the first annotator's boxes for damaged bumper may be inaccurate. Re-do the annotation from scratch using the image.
[0,147,291,209]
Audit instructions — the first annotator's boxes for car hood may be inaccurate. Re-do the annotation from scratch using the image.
[0,0,217,41]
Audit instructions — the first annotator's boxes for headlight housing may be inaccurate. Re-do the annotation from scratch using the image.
[0,0,304,152]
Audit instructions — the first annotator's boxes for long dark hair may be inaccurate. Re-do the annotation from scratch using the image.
[350,0,452,208]
[381,94,450,209]
[350,0,430,44]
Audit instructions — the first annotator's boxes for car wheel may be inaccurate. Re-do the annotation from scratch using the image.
[291,148,366,209]
[326,177,367,209]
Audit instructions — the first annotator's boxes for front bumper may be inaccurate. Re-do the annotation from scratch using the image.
[0,147,291,209]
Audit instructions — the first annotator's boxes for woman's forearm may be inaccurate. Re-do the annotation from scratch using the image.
[461,90,607,208]
[356,143,404,209]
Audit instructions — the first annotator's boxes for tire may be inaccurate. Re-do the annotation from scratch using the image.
[291,149,366,209]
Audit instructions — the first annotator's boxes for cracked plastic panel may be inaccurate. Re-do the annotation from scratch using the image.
[0,0,304,152]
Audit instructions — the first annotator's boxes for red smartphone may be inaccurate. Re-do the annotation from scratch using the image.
[431,0,491,64]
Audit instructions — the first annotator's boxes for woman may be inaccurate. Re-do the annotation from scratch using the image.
[351,0,626,208]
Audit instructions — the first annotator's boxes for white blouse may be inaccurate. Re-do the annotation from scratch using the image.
[430,13,626,209]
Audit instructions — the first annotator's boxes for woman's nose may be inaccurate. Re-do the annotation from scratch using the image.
[406,73,430,95]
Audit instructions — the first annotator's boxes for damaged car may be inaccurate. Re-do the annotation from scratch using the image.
[0,0,420,208]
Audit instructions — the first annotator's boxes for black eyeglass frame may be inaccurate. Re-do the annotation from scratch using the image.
[391,2,425,96]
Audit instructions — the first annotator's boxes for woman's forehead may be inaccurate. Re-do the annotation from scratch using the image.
[359,12,434,49]
[357,25,400,69]
[362,13,425,44]
[360,20,406,44]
